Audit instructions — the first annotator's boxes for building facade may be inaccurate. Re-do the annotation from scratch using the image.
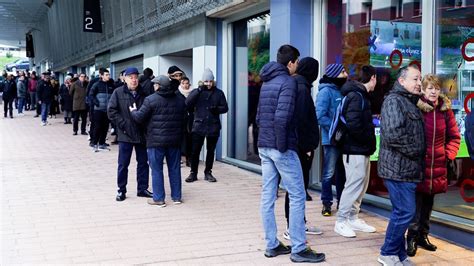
[31,0,473,247]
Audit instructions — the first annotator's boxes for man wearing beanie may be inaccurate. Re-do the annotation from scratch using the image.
[129,75,186,207]
[168,65,184,92]
[257,45,325,263]
[185,68,228,183]
[316,63,348,217]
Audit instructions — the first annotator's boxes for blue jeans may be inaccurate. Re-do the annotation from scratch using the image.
[381,179,417,262]
[321,145,345,206]
[259,147,306,254]
[41,103,50,122]
[18,97,25,113]
[117,142,149,194]
[147,147,182,202]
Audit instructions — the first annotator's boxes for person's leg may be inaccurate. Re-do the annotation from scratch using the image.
[73,111,79,133]
[135,143,150,193]
[4,99,8,117]
[349,155,371,220]
[80,110,88,133]
[380,179,417,262]
[190,133,205,174]
[166,147,182,201]
[298,150,313,198]
[99,114,110,145]
[30,92,36,110]
[147,148,165,201]
[8,99,14,117]
[204,135,219,173]
[272,149,306,254]
[41,103,48,122]
[320,145,339,208]
[407,192,423,237]
[18,97,24,114]
[285,191,290,228]
[117,142,133,194]
[259,148,282,251]
[417,194,437,251]
[92,111,101,145]
[335,155,346,206]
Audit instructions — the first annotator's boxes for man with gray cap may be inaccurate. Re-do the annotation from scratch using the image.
[108,67,152,201]
[185,68,228,183]
[129,75,186,207]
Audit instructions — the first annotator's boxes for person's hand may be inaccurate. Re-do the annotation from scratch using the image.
[38,100,41,105]
[306,151,312,157]
[129,103,137,112]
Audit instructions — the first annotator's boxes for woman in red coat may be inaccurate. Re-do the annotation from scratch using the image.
[406,74,461,257]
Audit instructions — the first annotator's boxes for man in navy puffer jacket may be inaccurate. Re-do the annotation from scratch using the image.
[257,45,325,263]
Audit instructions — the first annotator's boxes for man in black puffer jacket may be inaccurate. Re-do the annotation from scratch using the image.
[334,65,377,238]
[130,75,186,207]
[378,65,425,266]
[185,68,228,183]
[90,68,115,151]
[107,67,152,202]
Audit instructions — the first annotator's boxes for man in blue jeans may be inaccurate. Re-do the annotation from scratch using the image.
[108,67,152,201]
[257,44,325,263]
[37,72,53,126]
[378,65,425,266]
[130,75,186,207]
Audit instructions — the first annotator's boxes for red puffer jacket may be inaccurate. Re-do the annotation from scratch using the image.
[416,95,461,194]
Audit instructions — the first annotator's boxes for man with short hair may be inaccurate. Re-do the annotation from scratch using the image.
[90,68,115,152]
[257,44,325,263]
[139,67,154,96]
[70,73,89,135]
[107,67,152,201]
[130,75,186,207]
[377,65,425,266]
[37,72,54,126]
[334,65,377,238]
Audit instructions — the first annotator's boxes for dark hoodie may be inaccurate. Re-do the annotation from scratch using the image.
[340,80,376,155]
[294,57,320,152]
[139,75,154,96]
[130,83,186,148]
[256,61,298,153]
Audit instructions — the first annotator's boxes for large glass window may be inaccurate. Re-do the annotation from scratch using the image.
[227,13,270,165]
[433,1,474,220]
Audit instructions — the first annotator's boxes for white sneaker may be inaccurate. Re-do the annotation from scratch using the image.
[41,121,47,126]
[347,218,376,233]
[334,220,356,238]
[377,255,403,266]
[305,225,323,235]
[400,258,414,266]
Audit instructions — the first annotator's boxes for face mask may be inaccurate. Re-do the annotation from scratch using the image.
[332,77,347,88]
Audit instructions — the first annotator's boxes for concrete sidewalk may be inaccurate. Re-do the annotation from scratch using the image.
[1,112,473,265]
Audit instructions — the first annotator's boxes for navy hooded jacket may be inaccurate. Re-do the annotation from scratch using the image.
[256,61,298,153]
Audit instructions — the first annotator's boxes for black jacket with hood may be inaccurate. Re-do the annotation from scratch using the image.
[294,57,320,153]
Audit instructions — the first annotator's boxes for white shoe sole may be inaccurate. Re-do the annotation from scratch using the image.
[334,227,356,238]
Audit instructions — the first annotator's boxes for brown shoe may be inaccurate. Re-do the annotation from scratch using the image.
[147,199,166,207]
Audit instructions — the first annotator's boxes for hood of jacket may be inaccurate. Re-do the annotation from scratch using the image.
[318,79,339,92]
[296,57,319,84]
[260,61,289,82]
[340,79,367,97]
[156,85,176,98]
[417,94,452,113]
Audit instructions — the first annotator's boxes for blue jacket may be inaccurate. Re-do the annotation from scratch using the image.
[90,80,115,112]
[256,61,298,153]
[316,78,343,145]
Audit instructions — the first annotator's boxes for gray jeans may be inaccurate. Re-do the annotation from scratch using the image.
[337,154,370,222]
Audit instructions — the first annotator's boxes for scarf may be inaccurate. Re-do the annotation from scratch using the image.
[178,85,193,98]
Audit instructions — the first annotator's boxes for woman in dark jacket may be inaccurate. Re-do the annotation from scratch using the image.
[177,77,194,167]
[407,74,460,257]
[49,79,60,118]
[59,78,73,124]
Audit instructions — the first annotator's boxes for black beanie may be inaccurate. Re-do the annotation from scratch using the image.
[296,57,319,84]
[167,65,183,75]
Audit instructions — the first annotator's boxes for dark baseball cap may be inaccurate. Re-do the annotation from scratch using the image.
[151,75,170,87]
[123,67,139,76]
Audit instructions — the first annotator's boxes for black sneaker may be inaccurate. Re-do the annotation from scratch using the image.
[290,247,325,263]
[204,172,217,182]
[185,173,198,183]
[264,241,291,258]
[321,205,331,216]
[116,192,126,201]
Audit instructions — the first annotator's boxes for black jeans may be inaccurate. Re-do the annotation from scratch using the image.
[3,98,13,117]
[91,111,109,145]
[408,192,435,237]
[73,110,88,133]
[285,150,314,226]
[190,133,219,174]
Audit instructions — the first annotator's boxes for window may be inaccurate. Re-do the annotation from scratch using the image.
[227,13,270,165]
[396,0,403,18]
[362,3,372,25]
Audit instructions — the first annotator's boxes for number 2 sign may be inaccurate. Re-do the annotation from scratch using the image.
[83,0,102,33]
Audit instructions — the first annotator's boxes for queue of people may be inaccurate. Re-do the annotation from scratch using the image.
[1,46,462,265]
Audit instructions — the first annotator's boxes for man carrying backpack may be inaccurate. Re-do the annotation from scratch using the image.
[333,65,377,238]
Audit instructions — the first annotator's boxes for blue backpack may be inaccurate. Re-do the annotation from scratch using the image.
[329,91,364,146]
